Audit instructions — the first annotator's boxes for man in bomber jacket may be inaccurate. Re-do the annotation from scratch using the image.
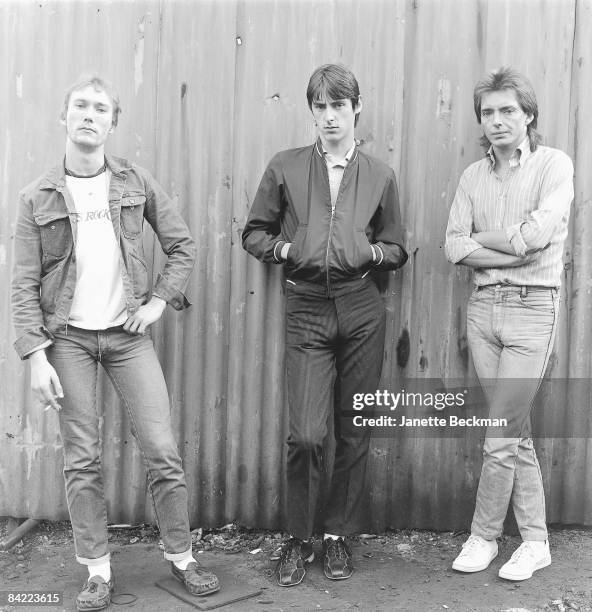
[242,63,408,587]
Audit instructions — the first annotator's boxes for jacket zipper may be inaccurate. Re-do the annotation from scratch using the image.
[321,144,356,298]
[325,198,335,297]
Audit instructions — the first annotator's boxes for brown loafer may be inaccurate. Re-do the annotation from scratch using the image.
[76,575,114,611]
[171,561,220,596]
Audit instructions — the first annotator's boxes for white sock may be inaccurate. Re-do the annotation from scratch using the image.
[525,540,547,549]
[291,536,310,543]
[173,554,196,570]
[88,561,111,582]
[323,533,342,541]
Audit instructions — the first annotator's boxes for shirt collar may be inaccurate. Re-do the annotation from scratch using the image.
[321,141,357,168]
[486,136,531,170]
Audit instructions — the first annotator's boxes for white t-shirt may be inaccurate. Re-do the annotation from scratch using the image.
[66,170,127,329]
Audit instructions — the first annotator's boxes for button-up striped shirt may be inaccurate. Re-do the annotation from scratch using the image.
[445,139,574,287]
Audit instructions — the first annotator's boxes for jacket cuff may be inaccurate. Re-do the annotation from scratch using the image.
[394,244,409,268]
[22,339,53,359]
[153,273,191,310]
[273,240,287,263]
[371,244,385,266]
[14,327,54,361]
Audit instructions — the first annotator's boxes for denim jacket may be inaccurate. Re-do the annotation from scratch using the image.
[11,155,196,359]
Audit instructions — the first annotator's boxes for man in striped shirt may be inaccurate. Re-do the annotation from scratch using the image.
[445,67,574,581]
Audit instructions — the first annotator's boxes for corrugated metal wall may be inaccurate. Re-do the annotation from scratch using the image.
[1,0,590,531]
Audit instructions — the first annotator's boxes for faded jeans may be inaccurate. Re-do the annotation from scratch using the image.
[47,325,191,566]
[466,285,559,542]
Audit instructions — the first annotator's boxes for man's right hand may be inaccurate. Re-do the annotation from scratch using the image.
[29,349,63,411]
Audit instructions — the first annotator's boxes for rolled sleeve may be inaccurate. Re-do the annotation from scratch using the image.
[152,274,191,310]
[19,338,53,360]
[518,153,574,251]
[14,329,54,361]
[505,223,528,257]
[445,173,483,264]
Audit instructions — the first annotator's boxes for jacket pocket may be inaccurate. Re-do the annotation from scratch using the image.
[120,195,146,239]
[339,229,374,274]
[285,225,307,270]
[34,212,72,260]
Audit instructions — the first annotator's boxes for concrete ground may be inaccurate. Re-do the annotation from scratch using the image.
[0,521,590,612]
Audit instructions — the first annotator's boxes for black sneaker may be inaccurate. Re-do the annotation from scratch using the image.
[323,537,353,580]
[276,538,314,587]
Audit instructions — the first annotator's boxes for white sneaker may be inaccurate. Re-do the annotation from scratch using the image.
[452,534,498,572]
[498,540,551,581]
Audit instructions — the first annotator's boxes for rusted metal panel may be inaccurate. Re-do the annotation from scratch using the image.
[148,0,240,527]
[557,0,592,525]
[0,0,590,532]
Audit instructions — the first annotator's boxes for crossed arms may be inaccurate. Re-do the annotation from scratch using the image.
[445,153,574,269]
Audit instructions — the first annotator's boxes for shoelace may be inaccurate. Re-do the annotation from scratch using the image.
[280,540,301,563]
[461,536,486,553]
[508,543,536,563]
[327,539,347,559]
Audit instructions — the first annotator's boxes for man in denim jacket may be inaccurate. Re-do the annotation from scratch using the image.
[11,75,218,610]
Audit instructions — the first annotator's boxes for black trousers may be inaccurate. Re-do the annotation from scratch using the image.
[285,278,386,539]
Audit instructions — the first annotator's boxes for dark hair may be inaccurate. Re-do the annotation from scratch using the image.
[306,64,361,126]
[473,67,541,151]
[61,73,121,127]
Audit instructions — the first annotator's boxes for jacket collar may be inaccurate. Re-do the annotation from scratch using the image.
[314,137,359,164]
[38,154,132,190]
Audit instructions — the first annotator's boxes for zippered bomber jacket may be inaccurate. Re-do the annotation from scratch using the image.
[242,140,408,295]
[11,155,196,359]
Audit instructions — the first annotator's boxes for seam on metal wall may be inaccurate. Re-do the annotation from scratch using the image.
[226,0,243,522]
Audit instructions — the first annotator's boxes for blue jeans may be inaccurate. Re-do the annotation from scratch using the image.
[47,325,191,566]
[467,285,559,542]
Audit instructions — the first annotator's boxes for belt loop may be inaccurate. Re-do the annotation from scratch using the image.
[520,286,527,297]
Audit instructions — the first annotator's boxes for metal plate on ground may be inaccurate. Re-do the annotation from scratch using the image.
[155,567,262,610]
